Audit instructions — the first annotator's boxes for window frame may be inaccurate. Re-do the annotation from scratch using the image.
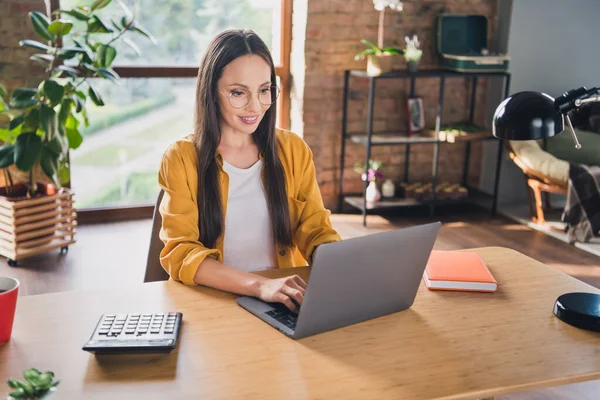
[51,0,292,222]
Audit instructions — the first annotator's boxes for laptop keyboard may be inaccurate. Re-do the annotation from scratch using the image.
[265,304,298,330]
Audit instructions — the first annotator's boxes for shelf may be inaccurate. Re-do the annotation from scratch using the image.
[344,190,492,212]
[349,69,510,79]
[348,130,495,146]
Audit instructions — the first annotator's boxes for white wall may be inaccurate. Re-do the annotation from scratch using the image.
[481,0,600,204]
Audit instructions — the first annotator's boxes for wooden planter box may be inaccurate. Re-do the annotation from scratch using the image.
[0,187,76,265]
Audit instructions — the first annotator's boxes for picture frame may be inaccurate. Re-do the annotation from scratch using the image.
[406,97,425,134]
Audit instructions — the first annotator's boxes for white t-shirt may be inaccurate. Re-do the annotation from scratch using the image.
[222,159,277,271]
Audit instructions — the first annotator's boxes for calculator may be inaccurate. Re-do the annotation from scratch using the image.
[82,312,183,354]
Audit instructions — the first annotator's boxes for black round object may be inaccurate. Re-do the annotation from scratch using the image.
[493,91,564,141]
[553,292,600,332]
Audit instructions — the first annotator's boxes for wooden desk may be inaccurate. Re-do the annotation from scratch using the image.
[1,247,600,399]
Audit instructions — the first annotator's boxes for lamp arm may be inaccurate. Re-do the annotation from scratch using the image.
[565,115,582,149]
[575,95,600,106]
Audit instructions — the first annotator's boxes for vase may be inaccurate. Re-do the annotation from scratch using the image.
[367,54,394,76]
[407,60,419,72]
[366,181,381,204]
[382,179,395,198]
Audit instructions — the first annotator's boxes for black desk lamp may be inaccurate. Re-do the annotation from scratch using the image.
[492,86,600,333]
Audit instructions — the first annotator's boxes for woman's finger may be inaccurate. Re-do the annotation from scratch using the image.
[288,280,306,296]
[291,274,307,289]
[282,285,304,306]
[275,292,298,313]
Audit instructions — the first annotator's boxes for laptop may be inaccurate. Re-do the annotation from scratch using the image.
[237,222,441,339]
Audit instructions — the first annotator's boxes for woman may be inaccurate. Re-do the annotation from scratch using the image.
[158,29,341,313]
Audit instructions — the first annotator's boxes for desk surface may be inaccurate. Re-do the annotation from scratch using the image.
[1,247,600,400]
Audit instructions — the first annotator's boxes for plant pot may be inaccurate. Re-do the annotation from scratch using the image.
[407,60,420,72]
[367,54,394,76]
[0,186,76,263]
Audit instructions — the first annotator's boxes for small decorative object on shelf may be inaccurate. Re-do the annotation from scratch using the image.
[366,181,381,204]
[382,179,395,198]
[407,97,425,134]
[402,182,468,201]
[354,159,383,204]
[404,34,423,72]
[354,0,404,76]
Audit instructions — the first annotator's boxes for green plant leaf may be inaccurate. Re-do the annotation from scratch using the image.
[23,108,40,132]
[57,46,87,61]
[123,37,141,56]
[40,147,59,186]
[354,48,376,60]
[14,132,42,172]
[30,54,54,66]
[40,105,58,141]
[9,388,25,398]
[96,44,117,67]
[58,160,70,185]
[8,114,25,131]
[66,126,83,149]
[54,9,90,21]
[131,24,157,43]
[88,15,113,33]
[42,80,64,106]
[58,98,72,124]
[19,39,51,52]
[381,47,403,55]
[9,88,37,109]
[88,86,104,106]
[0,84,7,100]
[71,95,83,112]
[360,39,381,53]
[56,65,80,77]
[81,63,98,75]
[80,106,89,127]
[23,369,41,381]
[0,145,14,168]
[48,19,73,36]
[91,0,113,11]
[29,11,54,42]
[73,38,95,60]
[117,0,133,23]
[46,136,63,156]
[96,67,120,82]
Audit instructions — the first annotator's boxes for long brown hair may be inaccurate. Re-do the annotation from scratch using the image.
[193,29,292,250]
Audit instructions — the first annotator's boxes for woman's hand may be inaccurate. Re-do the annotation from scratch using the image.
[256,275,307,313]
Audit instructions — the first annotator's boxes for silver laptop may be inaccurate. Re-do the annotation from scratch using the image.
[237,221,441,339]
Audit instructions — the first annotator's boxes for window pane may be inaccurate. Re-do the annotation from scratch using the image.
[59,0,282,67]
[70,78,195,208]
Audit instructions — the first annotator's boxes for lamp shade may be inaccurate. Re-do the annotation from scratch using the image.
[492,91,564,140]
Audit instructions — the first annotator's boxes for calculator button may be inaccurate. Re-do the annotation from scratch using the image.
[105,314,116,318]
[130,314,140,317]
[150,330,160,334]
[164,328,174,334]
[125,329,136,334]
[138,327,148,333]
[98,329,110,335]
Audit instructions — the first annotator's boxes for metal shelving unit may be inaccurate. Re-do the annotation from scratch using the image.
[337,69,511,226]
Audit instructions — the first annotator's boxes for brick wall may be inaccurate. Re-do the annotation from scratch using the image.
[293,0,498,208]
[0,0,46,93]
[0,0,49,186]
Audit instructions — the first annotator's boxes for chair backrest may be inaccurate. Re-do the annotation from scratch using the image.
[144,189,170,283]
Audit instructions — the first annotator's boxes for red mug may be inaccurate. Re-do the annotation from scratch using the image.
[0,277,19,344]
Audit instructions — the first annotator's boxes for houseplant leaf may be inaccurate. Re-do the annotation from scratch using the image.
[56,65,80,77]
[88,86,104,106]
[96,67,120,81]
[48,19,73,36]
[54,9,90,21]
[19,39,51,52]
[28,11,54,42]
[8,114,25,131]
[9,88,37,109]
[0,84,7,100]
[42,80,64,106]
[96,44,117,67]
[58,98,73,124]
[30,54,54,66]
[0,145,15,168]
[131,24,157,43]
[40,147,60,186]
[123,38,141,56]
[40,105,59,141]
[66,127,83,149]
[360,39,381,54]
[88,15,113,33]
[22,108,40,132]
[14,132,42,172]
[91,0,113,11]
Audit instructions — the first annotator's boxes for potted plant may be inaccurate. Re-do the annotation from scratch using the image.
[354,159,384,204]
[6,368,59,399]
[0,0,153,266]
[354,0,404,76]
[404,34,423,72]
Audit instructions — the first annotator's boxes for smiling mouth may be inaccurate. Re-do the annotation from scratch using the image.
[240,115,259,124]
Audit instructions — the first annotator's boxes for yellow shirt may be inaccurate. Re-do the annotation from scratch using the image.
[158,128,342,285]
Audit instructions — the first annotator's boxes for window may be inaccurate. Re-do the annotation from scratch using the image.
[53,0,291,215]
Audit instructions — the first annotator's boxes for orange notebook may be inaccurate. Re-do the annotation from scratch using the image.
[423,250,498,292]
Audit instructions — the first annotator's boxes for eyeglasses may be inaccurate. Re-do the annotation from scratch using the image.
[219,85,280,109]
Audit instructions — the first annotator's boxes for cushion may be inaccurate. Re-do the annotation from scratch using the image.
[509,140,569,185]
[546,128,600,167]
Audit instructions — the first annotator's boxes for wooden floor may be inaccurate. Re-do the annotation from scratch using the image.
[2,206,599,399]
